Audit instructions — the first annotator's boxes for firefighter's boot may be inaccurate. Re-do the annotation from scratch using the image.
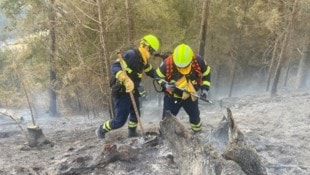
[128,127,138,138]
[96,124,107,139]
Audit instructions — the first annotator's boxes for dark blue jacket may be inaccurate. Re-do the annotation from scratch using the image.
[111,49,156,89]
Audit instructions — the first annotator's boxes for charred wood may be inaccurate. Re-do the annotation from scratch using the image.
[159,109,267,175]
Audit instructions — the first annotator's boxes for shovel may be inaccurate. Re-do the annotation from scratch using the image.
[176,87,213,104]
[155,78,213,104]
[117,52,156,143]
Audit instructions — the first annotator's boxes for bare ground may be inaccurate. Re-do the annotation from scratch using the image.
[0,89,310,175]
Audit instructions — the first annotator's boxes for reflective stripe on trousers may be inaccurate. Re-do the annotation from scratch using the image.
[108,93,140,130]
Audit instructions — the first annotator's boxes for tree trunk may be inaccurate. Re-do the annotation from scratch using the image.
[228,1,249,97]
[266,34,281,91]
[125,0,135,47]
[271,0,298,96]
[198,0,210,57]
[283,49,292,87]
[159,109,267,175]
[228,60,237,97]
[215,64,222,94]
[97,0,114,119]
[48,0,57,116]
[296,36,310,89]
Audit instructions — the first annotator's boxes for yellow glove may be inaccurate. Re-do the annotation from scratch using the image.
[116,71,126,81]
[123,77,134,92]
[116,71,134,92]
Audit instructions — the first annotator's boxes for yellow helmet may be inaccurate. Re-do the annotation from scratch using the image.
[141,35,160,52]
[173,44,193,74]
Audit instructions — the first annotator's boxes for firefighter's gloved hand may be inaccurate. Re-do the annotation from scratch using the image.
[123,77,134,92]
[117,71,134,92]
[162,82,175,92]
[200,89,209,99]
[117,71,126,81]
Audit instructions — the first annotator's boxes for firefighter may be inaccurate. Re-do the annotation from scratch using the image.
[156,44,211,132]
[96,34,160,139]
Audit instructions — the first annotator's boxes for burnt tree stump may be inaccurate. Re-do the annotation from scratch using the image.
[27,125,50,147]
[159,109,267,175]
[222,109,267,175]
[160,111,245,175]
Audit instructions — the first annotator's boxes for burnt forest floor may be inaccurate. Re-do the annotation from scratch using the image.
[1,88,310,175]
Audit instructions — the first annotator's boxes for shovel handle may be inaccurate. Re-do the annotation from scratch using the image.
[178,87,213,104]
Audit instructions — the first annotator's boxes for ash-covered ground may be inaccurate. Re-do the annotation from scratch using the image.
[0,89,309,175]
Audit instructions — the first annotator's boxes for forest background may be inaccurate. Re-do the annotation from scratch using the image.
[0,0,309,118]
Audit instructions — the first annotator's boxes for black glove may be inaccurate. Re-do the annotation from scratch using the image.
[161,81,175,92]
[200,89,209,99]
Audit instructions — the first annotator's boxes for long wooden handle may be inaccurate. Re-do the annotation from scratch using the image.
[117,52,145,136]
[128,91,145,134]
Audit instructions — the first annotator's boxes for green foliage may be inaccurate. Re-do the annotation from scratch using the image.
[0,0,25,19]
[0,46,31,107]
[0,0,309,112]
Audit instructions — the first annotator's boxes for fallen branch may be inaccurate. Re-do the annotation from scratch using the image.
[267,163,310,169]
[0,111,27,141]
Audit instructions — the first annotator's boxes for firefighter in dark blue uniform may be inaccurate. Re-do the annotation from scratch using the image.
[96,35,160,139]
[156,44,211,132]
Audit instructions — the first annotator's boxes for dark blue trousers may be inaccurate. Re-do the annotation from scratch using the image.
[162,95,200,125]
[110,93,140,129]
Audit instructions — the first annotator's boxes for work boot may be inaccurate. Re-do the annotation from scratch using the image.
[128,127,138,138]
[95,124,107,139]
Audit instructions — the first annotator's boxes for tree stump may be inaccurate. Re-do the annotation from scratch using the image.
[160,111,245,175]
[27,125,50,147]
[222,108,267,175]
[159,109,267,175]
